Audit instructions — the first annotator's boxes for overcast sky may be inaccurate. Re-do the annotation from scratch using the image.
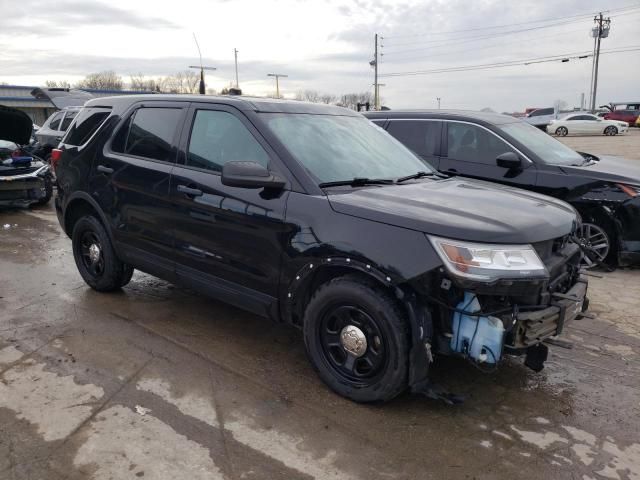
[1,0,639,112]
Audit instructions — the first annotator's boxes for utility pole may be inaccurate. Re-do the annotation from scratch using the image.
[267,73,288,98]
[589,13,611,112]
[437,97,441,109]
[233,48,239,88]
[189,33,216,94]
[370,33,380,110]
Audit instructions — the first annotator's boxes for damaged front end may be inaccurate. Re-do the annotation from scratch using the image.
[425,233,587,373]
[0,105,53,207]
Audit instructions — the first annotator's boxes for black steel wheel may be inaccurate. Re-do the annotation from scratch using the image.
[72,215,134,291]
[556,126,568,136]
[303,275,409,403]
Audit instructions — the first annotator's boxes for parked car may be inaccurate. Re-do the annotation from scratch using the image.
[364,110,640,267]
[548,113,628,136]
[35,106,82,159]
[603,109,639,126]
[0,106,54,207]
[523,107,557,129]
[54,96,587,403]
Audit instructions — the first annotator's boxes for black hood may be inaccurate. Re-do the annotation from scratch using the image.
[562,155,640,185]
[328,178,577,244]
[0,105,33,145]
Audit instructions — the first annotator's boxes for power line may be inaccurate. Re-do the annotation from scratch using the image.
[382,3,640,40]
[378,46,640,78]
[381,7,640,54]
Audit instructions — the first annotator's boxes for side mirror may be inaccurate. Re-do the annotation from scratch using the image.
[221,161,285,189]
[496,152,522,169]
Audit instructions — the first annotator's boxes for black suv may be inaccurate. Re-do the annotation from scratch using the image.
[364,110,640,268]
[55,95,587,403]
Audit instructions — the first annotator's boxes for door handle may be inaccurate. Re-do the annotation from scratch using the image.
[97,165,114,174]
[177,184,203,197]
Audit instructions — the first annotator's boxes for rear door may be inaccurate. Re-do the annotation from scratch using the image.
[93,101,188,280]
[439,121,537,187]
[385,119,442,169]
[169,104,290,316]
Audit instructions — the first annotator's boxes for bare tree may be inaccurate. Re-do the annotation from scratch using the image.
[295,90,322,103]
[129,74,163,92]
[76,71,123,90]
[45,80,71,88]
[320,93,337,104]
[162,70,200,94]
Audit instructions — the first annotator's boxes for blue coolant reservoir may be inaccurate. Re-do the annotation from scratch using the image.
[451,292,505,364]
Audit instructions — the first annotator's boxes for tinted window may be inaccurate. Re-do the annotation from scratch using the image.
[113,107,182,162]
[447,122,514,165]
[64,108,111,146]
[187,110,270,172]
[566,116,580,121]
[49,112,64,130]
[387,120,440,157]
[262,113,433,184]
[60,111,78,131]
[370,120,386,127]
[530,108,554,117]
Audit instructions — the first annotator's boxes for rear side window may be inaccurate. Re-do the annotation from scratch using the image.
[49,112,64,130]
[112,107,182,162]
[186,110,270,172]
[60,111,78,131]
[531,108,554,117]
[386,120,441,157]
[64,108,111,146]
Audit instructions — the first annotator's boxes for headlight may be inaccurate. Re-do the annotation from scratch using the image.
[428,236,548,282]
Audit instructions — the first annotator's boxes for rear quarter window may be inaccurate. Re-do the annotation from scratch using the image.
[63,108,111,146]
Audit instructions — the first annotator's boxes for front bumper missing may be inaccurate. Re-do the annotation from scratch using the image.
[0,165,49,206]
[508,276,588,349]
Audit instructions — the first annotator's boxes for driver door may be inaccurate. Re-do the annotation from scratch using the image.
[169,104,291,316]
[439,121,537,188]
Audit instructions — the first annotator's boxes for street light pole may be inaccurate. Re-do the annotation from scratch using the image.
[234,48,239,88]
[267,73,288,98]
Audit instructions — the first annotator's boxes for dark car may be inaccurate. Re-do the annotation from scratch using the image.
[54,95,587,403]
[364,110,640,268]
[0,106,54,207]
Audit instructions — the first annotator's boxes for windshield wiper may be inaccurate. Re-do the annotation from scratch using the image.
[396,171,443,183]
[318,177,395,188]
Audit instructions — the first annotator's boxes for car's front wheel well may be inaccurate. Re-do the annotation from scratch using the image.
[288,265,402,327]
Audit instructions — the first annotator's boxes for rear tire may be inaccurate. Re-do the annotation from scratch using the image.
[556,126,568,136]
[303,275,409,403]
[72,215,134,291]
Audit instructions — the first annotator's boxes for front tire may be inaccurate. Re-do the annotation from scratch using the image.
[578,220,616,269]
[604,126,618,136]
[303,275,409,403]
[556,126,568,136]
[72,215,134,291]
[32,175,53,206]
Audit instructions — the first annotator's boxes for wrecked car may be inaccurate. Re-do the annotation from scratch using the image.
[0,106,54,207]
[54,95,587,403]
[365,110,640,267]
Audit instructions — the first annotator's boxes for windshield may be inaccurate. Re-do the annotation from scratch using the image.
[499,121,585,166]
[261,113,434,183]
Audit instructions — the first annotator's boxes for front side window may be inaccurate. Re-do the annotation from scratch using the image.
[112,107,182,162]
[387,120,440,157]
[447,122,514,165]
[187,110,269,172]
[261,113,432,184]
